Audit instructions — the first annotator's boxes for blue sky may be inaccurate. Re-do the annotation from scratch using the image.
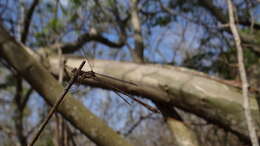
[0,0,260,134]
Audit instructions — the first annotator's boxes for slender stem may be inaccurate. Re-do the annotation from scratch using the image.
[227,0,259,146]
[28,61,86,146]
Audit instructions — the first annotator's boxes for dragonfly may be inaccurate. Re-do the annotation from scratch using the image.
[70,50,159,113]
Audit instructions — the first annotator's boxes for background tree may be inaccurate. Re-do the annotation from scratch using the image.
[0,0,259,146]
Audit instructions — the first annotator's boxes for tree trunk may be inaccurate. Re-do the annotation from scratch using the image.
[0,24,133,146]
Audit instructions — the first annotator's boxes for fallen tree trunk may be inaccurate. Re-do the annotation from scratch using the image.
[48,55,260,143]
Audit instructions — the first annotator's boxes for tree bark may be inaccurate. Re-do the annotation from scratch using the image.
[156,103,200,146]
[48,55,260,143]
[0,24,133,146]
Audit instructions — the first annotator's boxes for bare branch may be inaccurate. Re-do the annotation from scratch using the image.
[21,0,40,43]
[130,0,144,63]
[124,113,153,136]
[55,56,260,144]
[28,61,86,146]
[0,24,134,146]
[199,0,260,29]
[14,76,27,146]
[227,0,259,146]
[21,88,33,110]
[60,28,126,54]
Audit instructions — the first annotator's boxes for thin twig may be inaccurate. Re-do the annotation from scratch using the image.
[86,71,160,113]
[124,113,153,136]
[130,0,144,63]
[28,61,86,146]
[226,0,259,146]
[21,0,40,43]
[54,47,66,146]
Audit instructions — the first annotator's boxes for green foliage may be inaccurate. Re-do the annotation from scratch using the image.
[107,0,116,7]
[34,17,65,46]
[37,132,55,146]
[34,29,49,46]
[71,0,83,6]
[244,48,259,68]
[47,18,64,33]
[241,28,251,34]
[69,13,79,23]
[210,49,238,79]
[183,44,259,80]
[183,51,215,72]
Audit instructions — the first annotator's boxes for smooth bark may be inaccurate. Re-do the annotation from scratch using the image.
[0,25,133,146]
[48,55,260,143]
